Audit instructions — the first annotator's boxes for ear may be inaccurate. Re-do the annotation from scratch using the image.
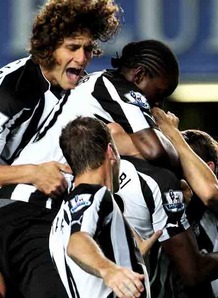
[207,161,215,173]
[107,143,117,161]
[134,66,145,84]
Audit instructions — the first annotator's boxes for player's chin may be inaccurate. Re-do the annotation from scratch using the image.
[62,80,78,91]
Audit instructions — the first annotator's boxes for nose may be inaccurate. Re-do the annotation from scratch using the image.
[74,47,88,66]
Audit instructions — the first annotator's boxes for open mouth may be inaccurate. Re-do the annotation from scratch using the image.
[66,67,82,80]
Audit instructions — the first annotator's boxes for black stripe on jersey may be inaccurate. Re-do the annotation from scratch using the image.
[65,259,80,298]
[138,173,155,221]
[92,76,133,133]
[95,188,113,235]
[122,219,148,298]
[195,223,214,253]
[8,95,45,162]
[124,217,145,274]
[2,106,43,163]
[64,209,70,225]
[96,189,115,263]
[28,189,62,209]
[94,114,111,125]
[52,250,80,298]
[0,184,17,198]
[149,244,173,298]
[33,90,70,142]
[103,71,157,129]
[186,194,206,222]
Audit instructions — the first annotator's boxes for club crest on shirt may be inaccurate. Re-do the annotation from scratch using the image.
[163,189,185,213]
[70,194,91,213]
[124,90,150,109]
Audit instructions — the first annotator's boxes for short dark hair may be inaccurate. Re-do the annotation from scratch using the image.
[59,116,113,176]
[181,129,218,176]
[29,0,122,69]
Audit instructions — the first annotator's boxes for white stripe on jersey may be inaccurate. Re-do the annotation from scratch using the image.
[102,76,151,133]
[50,185,151,298]
[118,159,189,242]
[8,184,52,209]
[117,158,190,298]
[6,70,155,206]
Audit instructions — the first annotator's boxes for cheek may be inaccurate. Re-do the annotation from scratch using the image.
[86,52,93,63]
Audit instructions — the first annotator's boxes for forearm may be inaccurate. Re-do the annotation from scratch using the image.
[166,128,218,207]
[68,231,145,297]
[67,231,118,278]
[162,229,218,287]
[0,164,37,186]
[130,128,181,175]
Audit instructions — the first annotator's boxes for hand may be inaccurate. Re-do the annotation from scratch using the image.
[133,229,163,256]
[151,107,179,138]
[102,266,145,298]
[31,161,72,197]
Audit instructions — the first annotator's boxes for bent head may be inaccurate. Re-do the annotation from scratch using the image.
[29,0,122,90]
[60,116,120,192]
[112,39,179,108]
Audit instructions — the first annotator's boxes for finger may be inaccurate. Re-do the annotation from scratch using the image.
[62,163,73,174]
[113,285,125,298]
[124,273,145,291]
[149,230,163,245]
[122,277,144,297]
[56,162,72,174]
[140,231,163,256]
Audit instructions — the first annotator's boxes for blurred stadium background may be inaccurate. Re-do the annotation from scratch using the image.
[0,0,217,139]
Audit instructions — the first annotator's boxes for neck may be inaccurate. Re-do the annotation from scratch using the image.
[74,165,113,192]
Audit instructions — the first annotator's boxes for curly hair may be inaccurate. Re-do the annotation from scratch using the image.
[29,0,122,69]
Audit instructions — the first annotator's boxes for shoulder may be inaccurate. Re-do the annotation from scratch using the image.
[121,156,180,189]
[77,70,106,87]
[0,56,31,84]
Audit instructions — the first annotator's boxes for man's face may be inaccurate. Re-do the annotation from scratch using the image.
[139,75,178,108]
[43,32,95,90]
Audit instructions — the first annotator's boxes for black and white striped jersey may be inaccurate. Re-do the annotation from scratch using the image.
[13,69,157,164]
[0,70,157,207]
[187,196,218,297]
[49,183,150,298]
[0,56,66,164]
[116,156,190,298]
[200,211,218,297]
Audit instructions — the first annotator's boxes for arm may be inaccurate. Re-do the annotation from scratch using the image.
[152,107,218,213]
[107,123,181,175]
[130,128,181,175]
[162,228,218,287]
[67,231,145,298]
[0,162,72,197]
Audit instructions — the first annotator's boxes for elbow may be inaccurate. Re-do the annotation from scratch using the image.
[200,185,218,213]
